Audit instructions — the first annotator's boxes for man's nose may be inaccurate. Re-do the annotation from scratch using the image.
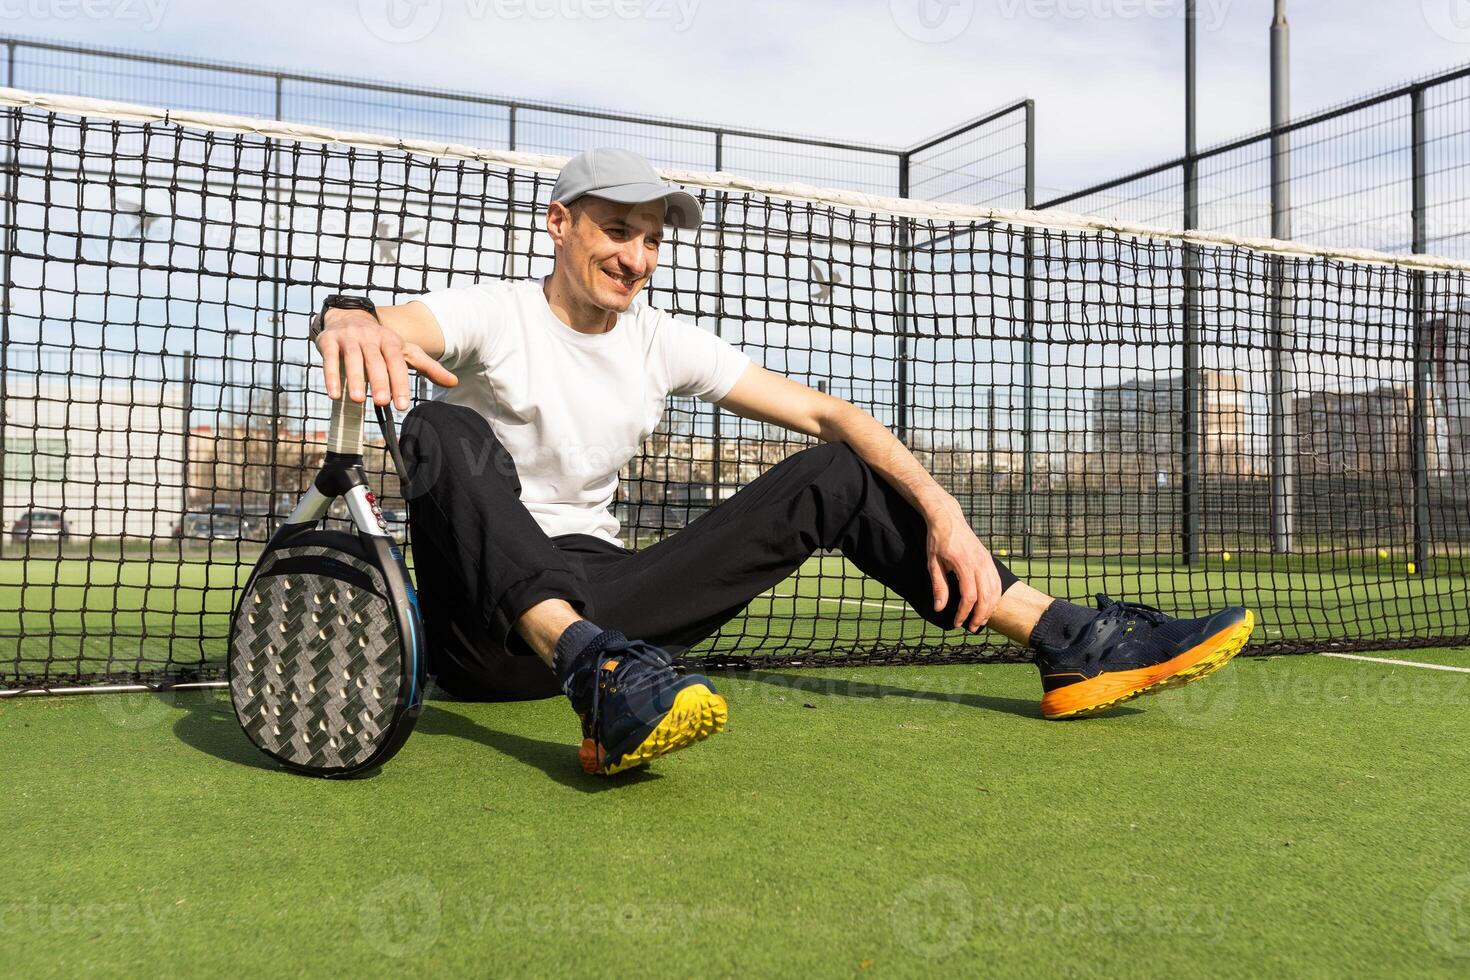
[617,239,652,277]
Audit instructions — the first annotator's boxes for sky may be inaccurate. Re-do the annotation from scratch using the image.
[3,0,1467,203]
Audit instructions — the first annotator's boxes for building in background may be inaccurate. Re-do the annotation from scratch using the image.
[2,375,187,538]
[1295,383,1439,476]
[1091,371,1251,479]
[1430,304,1470,477]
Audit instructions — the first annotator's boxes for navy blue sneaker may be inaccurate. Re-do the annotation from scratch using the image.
[1038,595,1254,720]
[561,631,727,775]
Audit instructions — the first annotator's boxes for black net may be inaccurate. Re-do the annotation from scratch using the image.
[3,93,1470,691]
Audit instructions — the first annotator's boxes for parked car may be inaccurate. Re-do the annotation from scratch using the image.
[184,501,273,540]
[11,510,69,544]
[175,513,244,540]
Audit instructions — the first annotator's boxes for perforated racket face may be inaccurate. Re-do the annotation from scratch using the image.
[229,546,407,775]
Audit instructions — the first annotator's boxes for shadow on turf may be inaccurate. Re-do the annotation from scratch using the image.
[726,670,1142,720]
[169,692,650,788]
[415,704,662,792]
[171,692,286,774]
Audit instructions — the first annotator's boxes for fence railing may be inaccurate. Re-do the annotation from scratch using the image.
[0,33,1032,206]
[1039,62,1470,259]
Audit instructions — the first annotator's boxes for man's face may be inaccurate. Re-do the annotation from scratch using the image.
[549,196,665,313]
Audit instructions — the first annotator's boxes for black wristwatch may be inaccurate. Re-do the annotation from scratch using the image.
[310,294,379,342]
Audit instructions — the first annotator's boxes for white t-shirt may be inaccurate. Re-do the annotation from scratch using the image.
[416,278,750,544]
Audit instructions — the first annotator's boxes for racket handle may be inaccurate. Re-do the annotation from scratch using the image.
[326,390,366,456]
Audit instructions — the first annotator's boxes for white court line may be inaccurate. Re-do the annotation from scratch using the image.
[764,591,909,613]
[0,681,228,698]
[1321,653,1470,674]
[759,597,1470,672]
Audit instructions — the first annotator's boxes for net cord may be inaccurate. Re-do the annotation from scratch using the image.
[3,85,1469,274]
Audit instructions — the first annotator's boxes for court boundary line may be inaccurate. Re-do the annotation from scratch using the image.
[765,591,908,613]
[7,653,1469,696]
[767,593,1470,675]
[1320,652,1470,674]
[0,681,227,698]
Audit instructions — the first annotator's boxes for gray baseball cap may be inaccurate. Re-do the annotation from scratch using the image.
[550,147,703,230]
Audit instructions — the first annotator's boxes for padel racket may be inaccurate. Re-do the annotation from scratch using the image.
[228,391,425,778]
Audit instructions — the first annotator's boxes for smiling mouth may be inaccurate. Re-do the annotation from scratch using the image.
[602,269,638,291]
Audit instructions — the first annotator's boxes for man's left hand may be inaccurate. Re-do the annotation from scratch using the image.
[924,496,1002,632]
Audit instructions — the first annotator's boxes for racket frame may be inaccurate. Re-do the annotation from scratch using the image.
[228,395,426,778]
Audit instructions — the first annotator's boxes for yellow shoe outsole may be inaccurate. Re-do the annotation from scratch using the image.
[582,683,728,775]
[1041,610,1255,720]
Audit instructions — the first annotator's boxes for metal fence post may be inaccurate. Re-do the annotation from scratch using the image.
[895,153,911,446]
[1021,145,1037,560]
[268,73,283,519]
[710,131,724,507]
[1268,0,1296,555]
[506,104,519,280]
[1024,99,1036,213]
[1181,0,1202,566]
[1411,86,1431,571]
[181,351,195,520]
[0,41,16,553]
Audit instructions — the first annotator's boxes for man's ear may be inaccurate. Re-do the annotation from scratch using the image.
[546,200,572,248]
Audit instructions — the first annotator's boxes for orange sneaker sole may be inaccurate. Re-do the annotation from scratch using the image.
[1040,610,1255,720]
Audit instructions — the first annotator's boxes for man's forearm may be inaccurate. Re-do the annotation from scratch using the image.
[816,402,956,519]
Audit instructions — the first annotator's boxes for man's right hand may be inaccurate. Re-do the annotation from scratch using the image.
[317,307,458,411]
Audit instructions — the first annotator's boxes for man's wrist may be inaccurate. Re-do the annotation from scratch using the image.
[311,294,379,342]
[914,484,959,519]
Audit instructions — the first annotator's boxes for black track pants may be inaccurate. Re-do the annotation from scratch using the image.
[400,400,1018,701]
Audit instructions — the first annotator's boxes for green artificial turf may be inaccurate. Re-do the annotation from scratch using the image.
[4,551,1470,686]
[4,651,1469,977]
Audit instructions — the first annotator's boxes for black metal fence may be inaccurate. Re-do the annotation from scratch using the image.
[0,33,1033,206]
[1039,62,1470,259]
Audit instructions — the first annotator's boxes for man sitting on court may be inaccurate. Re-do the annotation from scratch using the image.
[311,148,1255,776]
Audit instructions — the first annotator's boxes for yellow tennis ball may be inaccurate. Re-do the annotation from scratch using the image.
[1221,551,1231,562]
[1377,548,1389,559]
[997,549,1008,557]
[1407,562,1417,574]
